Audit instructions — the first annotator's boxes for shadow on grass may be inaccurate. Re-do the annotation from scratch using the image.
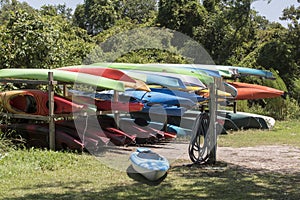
[126,165,168,186]
[4,162,300,200]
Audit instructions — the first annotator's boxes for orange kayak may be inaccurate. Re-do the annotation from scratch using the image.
[227,82,285,100]
[0,90,84,115]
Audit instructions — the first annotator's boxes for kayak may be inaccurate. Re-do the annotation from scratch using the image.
[70,95,144,112]
[227,82,285,100]
[132,71,207,89]
[218,110,275,130]
[149,88,207,103]
[119,118,176,142]
[110,89,197,109]
[0,90,84,115]
[57,118,136,146]
[216,65,275,79]
[58,65,136,82]
[130,147,170,181]
[1,123,84,151]
[124,70,235,98]
[0,68,125,91]
[91,63,214,85]
[58,66,150,91]
[123,71,187,90]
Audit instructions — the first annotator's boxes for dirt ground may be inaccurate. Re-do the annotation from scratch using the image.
[217,145,300,174]
[151,142,300,174]
[95,143,300,174]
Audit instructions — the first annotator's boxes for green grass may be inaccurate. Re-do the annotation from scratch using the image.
[0,119,299,200]
[218,119,300,148]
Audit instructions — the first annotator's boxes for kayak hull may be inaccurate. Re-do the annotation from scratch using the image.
[227,82,285,100]
[0,90,84,115]
[130,148,169,181]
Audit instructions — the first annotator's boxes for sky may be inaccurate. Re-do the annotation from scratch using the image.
[19,0,299,27]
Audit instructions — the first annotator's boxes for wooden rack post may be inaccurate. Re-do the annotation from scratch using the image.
[207,78,218,164]
[113,90,120,127]
[48,72,55,150]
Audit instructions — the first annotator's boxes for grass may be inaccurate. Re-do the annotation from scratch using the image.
[0,119,299,200]
[218,119,300,148]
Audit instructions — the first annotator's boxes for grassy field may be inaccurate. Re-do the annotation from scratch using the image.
[218,119,300,148]
[0,120,299,200]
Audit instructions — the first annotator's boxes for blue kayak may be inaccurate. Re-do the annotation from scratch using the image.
[216,65,275,79]
[130,147,169,181]
[124,89,198,108]
[149,88,207,103]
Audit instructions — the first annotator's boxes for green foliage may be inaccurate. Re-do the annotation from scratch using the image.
[193,0,256,64]
[291,78,300,103]
[0,8,94,69]
[85,26,183,64]
[40,4,73,20]
[157,0,207,37]
[73,0,157,35]
[0,0,35,24]
[116,49,189,64]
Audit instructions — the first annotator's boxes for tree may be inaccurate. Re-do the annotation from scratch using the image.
[40,4,73,20]
[74,0,157,35]
[0,0,35,24]
[280,5,300,102]
[194,0,257,64]
[0,9,94,69]
[118,0,157,23]
[157,0,207,37]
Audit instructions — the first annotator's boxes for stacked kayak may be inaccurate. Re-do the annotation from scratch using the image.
[0,90,84,115]
[218,110,275,134]
[227,82,285,100]
[0,62,284,154]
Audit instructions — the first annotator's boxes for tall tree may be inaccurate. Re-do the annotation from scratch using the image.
[157,0,207,37]
[74,0,157,35]
[194,0,257,64]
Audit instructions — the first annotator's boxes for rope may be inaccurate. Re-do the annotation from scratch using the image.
[188,112,210,164]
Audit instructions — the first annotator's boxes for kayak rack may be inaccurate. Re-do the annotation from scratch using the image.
[0,73,125,151]
[0,72,57,150]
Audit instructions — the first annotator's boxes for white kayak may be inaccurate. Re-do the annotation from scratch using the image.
[130,147,170,181]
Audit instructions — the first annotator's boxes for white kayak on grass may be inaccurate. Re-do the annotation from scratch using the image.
[130,147,170,181]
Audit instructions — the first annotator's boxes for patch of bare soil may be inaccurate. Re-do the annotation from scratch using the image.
[217,145,300,173]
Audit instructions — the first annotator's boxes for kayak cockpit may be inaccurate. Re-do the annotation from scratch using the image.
[10,95,37,114]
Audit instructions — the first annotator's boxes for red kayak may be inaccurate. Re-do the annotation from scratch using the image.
[0,90,84,115]
[56,119,136,146]
[119,119,176,144]
[72,95,144,112]
[58,66,150,91]
[227,82,285,100]
[58,66,136,83]
[1,124,84,151]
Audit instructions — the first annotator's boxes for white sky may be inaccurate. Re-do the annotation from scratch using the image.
[19,0,299,27]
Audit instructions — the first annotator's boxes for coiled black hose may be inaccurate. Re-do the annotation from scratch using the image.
[188,112,211,164]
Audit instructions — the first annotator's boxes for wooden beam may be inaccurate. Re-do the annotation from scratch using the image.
[48,72,56,151]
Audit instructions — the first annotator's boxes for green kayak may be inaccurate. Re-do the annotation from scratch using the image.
[91,63,214,85]
[0,68,125,91]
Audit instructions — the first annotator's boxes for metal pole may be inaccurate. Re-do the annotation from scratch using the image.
[48,72,55,150]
